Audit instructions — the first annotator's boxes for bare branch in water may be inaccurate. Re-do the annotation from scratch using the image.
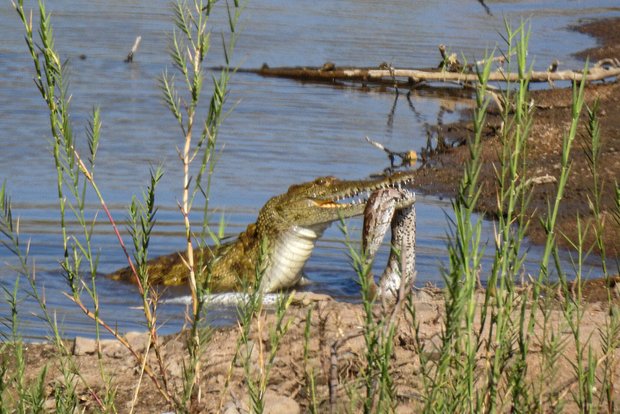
[125,35,142,63]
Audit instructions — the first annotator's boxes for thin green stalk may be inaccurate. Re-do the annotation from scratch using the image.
[303,306,319,414]
[556,215,598,411]
[161,3,245,406]
[481,21,534,413]
[581,100,617,413]
[218,238,267,412]
[1,184,84,412]
[232,239,293,414]
[424,44,493,414]
[339,219,400,413]
[583,100,608,277]
[598,305,620,414]
[13,0,187,409]
[520,65,588,397]
[253,293,294,413]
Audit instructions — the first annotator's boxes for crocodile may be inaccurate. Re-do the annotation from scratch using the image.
[108,172,416,293]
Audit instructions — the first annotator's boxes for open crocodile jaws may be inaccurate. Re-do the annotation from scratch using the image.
[108,172,416,293]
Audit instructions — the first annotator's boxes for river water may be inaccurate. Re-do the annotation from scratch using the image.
[1,0,618,339]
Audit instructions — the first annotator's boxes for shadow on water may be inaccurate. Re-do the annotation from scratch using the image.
[0,0,618,339]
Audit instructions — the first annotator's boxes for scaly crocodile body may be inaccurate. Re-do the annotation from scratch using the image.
[109,172,416,293]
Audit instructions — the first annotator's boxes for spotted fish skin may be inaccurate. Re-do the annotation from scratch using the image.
[363,188,416,302]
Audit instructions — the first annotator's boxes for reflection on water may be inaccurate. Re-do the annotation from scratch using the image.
[1,0,617,339]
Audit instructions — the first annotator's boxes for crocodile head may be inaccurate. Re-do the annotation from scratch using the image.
[258,171,416,233]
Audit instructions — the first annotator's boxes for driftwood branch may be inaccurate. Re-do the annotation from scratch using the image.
[365,137,417,169]
[245,62,620,85]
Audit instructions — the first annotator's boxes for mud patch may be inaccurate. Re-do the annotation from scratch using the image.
[412,23,620,258]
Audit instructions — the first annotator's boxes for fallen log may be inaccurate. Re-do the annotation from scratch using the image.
[236,59,620,86]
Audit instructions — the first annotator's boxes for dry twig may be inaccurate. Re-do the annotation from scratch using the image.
[365,136,417,169]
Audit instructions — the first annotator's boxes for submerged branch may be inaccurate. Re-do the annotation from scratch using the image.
[124,35,142,63]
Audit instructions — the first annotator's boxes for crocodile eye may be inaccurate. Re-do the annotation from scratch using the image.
[315,176,335,186]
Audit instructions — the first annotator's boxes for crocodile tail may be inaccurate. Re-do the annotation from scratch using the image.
[107,249,215,287]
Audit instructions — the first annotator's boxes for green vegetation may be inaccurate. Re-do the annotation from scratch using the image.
[4,0,243,411]
[1,3,619,413]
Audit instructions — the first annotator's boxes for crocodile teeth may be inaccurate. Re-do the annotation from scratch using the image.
[312,200,338,207]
